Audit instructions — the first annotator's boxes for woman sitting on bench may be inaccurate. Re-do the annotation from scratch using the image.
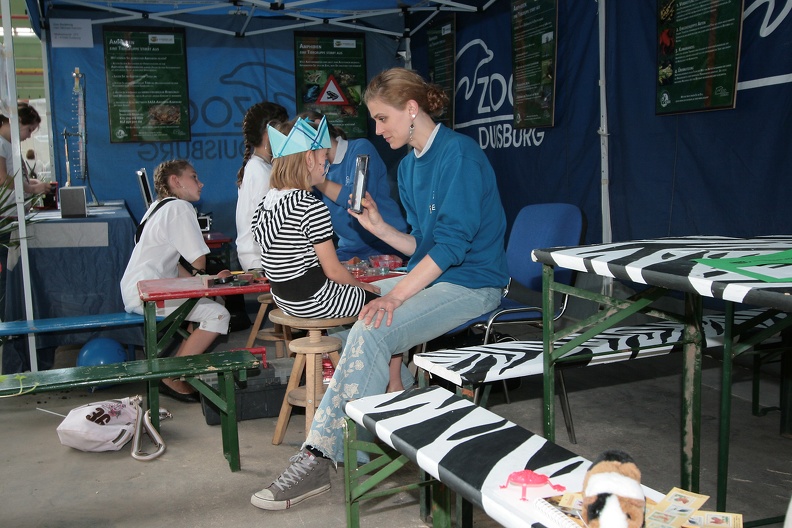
[249,67,510,511]
[120,159,232,403]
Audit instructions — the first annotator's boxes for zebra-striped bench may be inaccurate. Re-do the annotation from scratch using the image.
[413,310,787,441]
[415,310,784,387]
[343,385,661,527]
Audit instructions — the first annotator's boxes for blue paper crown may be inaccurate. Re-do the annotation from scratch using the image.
[268,116,331,158]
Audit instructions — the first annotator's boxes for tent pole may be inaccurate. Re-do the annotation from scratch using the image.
[39,28,56,177]
[1,0,38,371]
[598,0,611,245]
[597,0,613,296]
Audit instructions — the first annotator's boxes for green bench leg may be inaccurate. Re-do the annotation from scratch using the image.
[343,418,444,528]
[186,370,242,472]
[217,370,241,471]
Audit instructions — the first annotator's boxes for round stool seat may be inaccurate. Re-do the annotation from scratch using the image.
[286,386,327,407]
[257,293,273,303]
[289,335,343,355]
[245,293,291,358]
[269,309,357,331]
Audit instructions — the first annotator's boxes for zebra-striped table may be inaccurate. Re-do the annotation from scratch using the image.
[344,385,664,527]
[532,236,792,514]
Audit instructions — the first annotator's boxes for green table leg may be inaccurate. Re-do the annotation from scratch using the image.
[144,301,162,430]
[717,303,736,511]
[781,341,792,438]
[681,293,703,493]
[542,264,557,442]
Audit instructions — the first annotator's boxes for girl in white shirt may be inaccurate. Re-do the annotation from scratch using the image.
[120,160,231,401]
[235,102,288,271]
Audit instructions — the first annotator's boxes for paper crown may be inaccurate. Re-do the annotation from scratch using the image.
[268,116,331,158]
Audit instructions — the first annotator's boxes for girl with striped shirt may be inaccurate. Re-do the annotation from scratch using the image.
[251,117,405,391]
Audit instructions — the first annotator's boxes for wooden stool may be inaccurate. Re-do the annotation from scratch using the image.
[245,293,292,358]
[270,309,357,445]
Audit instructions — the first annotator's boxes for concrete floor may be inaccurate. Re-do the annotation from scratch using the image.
[1,295,790,527]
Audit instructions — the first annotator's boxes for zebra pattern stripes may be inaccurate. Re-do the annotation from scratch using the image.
[413,309,786,386]
[345,386,592,527]
[252,190,333,282]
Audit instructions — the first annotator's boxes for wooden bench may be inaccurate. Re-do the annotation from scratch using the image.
[415,309,786,395]
[0,312,163,369]
[343,386,659,528]
[0,350,260,471]
[0,312,149,338]
[413,309,788,443]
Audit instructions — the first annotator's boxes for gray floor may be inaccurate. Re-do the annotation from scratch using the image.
[1,293,790,527]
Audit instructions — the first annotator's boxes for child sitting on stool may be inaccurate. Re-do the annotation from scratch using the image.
[251,117,405,392]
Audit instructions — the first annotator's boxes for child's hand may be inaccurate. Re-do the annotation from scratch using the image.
[360,282,381,295]
[216,269,232,279]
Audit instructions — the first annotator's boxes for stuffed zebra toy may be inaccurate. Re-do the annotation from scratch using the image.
[581,450,646,528]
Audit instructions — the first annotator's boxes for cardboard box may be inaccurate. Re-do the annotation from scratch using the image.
[200,358,292,425]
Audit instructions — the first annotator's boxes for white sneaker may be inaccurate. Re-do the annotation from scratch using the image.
[251,450,331,510]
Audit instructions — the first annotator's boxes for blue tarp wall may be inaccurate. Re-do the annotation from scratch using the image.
[33,0,792,257]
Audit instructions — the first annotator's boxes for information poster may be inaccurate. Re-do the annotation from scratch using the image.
[511,0,558,128]
[103,28,190,143]
[295,32,367,138]
[656,0,743,115]
[427,16,456,128]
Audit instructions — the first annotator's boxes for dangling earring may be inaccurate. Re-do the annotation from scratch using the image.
[408,113,416,143]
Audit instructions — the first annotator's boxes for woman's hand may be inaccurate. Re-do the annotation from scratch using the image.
[349,192,383,234]
[25,179,50,194]
[358,292,404,328]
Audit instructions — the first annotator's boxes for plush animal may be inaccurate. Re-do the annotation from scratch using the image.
[581,450,646,528]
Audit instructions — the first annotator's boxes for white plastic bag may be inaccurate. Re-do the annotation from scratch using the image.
[57,397,139,452]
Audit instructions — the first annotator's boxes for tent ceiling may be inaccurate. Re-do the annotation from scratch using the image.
[26,0,491,37]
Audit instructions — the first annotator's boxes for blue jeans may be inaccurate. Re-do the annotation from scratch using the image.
[303,277,502,464]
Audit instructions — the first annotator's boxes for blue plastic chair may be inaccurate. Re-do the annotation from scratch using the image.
[423,203,584,441]
[444,202,584,341]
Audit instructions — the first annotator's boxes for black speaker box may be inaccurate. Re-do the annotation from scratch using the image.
[59,186,87,218]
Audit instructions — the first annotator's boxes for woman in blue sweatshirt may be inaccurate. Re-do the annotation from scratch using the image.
[250,67,509,511]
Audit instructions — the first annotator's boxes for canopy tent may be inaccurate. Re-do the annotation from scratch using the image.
[24,1,491,39]
[9,0,792,316]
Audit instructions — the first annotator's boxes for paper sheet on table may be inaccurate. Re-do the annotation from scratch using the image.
[695,249,792,282]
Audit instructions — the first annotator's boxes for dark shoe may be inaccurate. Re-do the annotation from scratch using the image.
[158,380,200,403]
[250,450,331,510]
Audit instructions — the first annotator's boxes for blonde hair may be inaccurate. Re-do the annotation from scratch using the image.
[269,120,313,191]
[153,159,193,199]
[363,67,448,117]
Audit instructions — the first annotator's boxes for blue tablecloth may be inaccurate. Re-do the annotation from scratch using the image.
[2,202,141,373]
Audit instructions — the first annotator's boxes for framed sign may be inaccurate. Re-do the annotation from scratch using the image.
[427,16,456,128]
[511,0,558,128]
[103,27,190,143]
[656,0,744,115]
[295,32,367,138]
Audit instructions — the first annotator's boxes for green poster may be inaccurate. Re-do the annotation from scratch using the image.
[103,28,190,143]
[295,32,367,138]
[427,17,456,128]
[511,0,557,129]
[656,0,744,115]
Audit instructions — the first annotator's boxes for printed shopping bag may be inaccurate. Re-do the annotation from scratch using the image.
[57,397,139,452]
